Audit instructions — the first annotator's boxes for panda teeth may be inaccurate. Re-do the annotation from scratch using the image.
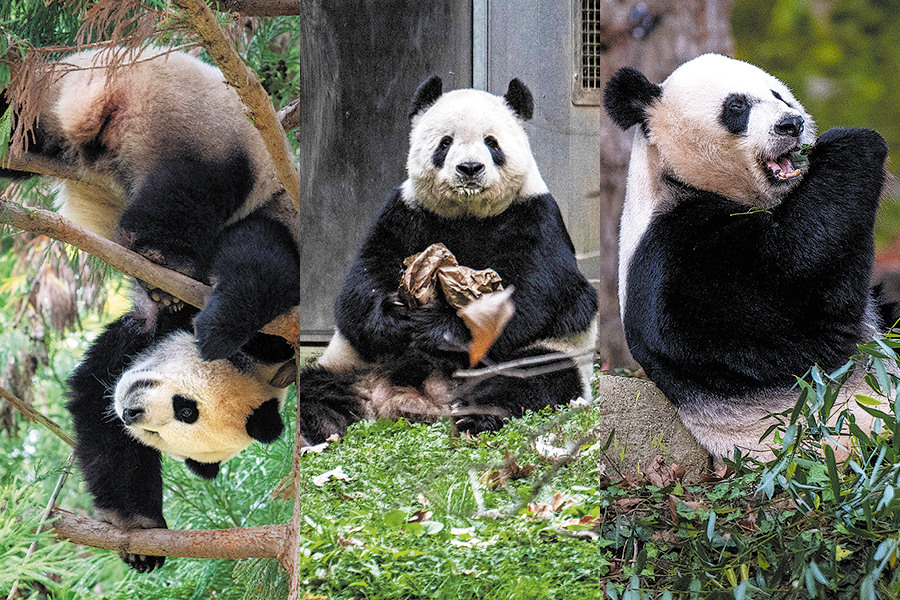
[766,154,801,180]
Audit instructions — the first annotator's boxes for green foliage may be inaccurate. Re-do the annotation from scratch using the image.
[240,16,308,109]
[0,1,81,49]
[732,0,900,247]
[0,475,82,596]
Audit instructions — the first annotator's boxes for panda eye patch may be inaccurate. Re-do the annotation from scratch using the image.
[484,135,506,167]
[719,93,752,135]
[173,394,199,424]
[432,135,454,169]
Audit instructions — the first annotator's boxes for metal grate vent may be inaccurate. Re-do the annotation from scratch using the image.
[573,0,606,105]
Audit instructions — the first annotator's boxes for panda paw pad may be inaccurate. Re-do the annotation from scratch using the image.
[121,551,165,573]
[148,288,185,311]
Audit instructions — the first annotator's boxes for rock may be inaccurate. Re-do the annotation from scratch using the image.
[587,375,711,483]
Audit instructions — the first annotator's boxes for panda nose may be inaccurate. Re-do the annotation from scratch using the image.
[774,114,804,137]
[121,406,145,425]
[456,162,485,177]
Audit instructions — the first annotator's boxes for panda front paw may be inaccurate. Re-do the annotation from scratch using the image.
[122,551,166,573]
[408,304,471,355]
[194,308,251,362]
[98,510,168,572]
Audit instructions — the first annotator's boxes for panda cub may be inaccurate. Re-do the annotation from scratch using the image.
[604,54,889,459]
[2,49,306,571]
[295,77,599,443]
[67,294,294,572]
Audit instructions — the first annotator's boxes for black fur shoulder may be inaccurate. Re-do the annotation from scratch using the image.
[625,127,887,404]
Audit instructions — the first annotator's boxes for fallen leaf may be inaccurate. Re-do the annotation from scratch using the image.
[527,502,554,520]
[457,287,514,366]
[550,491,570,513]
[643,455,686,488]
[534,433,576,460]
[312,466,350,486]
[337,535,364,548]
[299,442,329,455]
[667,494,679,525]
[615,497,643,511]
[407,510,432,523]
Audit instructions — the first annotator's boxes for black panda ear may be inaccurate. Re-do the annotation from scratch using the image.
[504,78,534,121]
[603,67,662,131]
[409,76,443,119]
[246,397,284,443]
[184,459,220,480]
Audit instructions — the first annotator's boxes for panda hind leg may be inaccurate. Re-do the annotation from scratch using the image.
[454,350,583,434]
[116,157,245,282]
[295,366,365,444]
[195,212,303,361]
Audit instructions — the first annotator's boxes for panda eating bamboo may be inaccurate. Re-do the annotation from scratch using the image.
[604,54,891,460]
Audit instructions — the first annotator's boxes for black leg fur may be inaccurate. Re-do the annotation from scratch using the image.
[295,367,364,444]
[454,349,583,434]
[195,212,303,361]
[116,151,255,281]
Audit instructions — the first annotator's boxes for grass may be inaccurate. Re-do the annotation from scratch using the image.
[9,335,900,599]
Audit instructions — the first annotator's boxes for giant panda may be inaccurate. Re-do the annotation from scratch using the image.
[2,48,306,571]
[67,292,294,572]
[603,53,890,460]
[294,76,599,443]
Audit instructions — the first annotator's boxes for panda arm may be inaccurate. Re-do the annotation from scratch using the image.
[488,196,598,356]
[194,212,303,361]
[116,150,259,280]
[334,192,417,360]
[67,311,193,535]
[774,128,887,250]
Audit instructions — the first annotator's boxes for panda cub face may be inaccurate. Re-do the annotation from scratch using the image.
[403,76,547,218]
[606,53,816,208]
[113,331,287,465]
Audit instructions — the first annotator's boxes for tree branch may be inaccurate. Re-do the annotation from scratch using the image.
[170,0,306,218]
[0,385,75,447]
[210,0,309,16]
[0,196,306,344]
[50,510,290,562]
[0,197,212,310]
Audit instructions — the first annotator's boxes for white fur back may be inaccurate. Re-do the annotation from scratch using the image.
[50,48,280,236]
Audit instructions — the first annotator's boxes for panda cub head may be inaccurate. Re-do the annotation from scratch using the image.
[402,76,548,218]
[114,331,289,478]
[605,53,816,209]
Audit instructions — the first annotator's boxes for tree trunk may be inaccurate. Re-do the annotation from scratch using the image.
[589,0,735,366]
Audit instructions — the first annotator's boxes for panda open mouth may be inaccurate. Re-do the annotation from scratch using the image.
[764,150,802,182]
[455,181,485,196]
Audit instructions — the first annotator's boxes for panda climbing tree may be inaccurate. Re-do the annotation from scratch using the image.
[0,0,318,575]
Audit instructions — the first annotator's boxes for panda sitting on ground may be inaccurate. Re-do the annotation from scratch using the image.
[603,53,890,460]
[1,48,306,571]
[295,76,599,443]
